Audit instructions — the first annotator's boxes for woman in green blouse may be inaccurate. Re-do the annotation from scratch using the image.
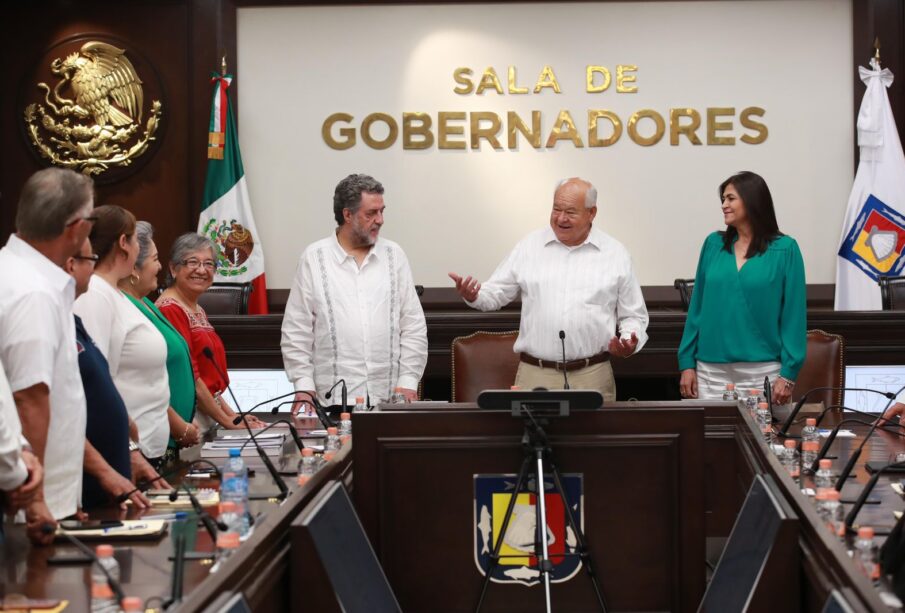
[119,221,199,460]
[677,171,806,404]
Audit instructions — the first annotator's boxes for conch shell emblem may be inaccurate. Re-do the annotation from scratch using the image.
[866,226,897,262]
[23,41,162,176]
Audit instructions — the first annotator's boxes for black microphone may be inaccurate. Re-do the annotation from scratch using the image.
[844,459,905,535]
[281,390,332,430]
[324,379,348,413]
[57,530,127,604]
[115,459,222,505]
[833,385,905,490]
[778,386,897,436]
[201,347,255,429]
[236,416,304,454]
[811,417,892,474]
[558,331,570,390]
[815,404,901,428]
[763,376,774,422]
[169,482,228,540]
[162,529,187,609]
[231,390,302,426]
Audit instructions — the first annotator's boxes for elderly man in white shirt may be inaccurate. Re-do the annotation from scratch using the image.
[0,167,93,544]
[282,174,428,410]
[449,177,649,401]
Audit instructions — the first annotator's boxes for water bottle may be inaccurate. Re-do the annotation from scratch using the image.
[755,402,773,445]
[815,458,835,495]
[854,526,880,581]
[814,490,829,523]
[823,490,845,538]
[221,448,249,537]
[390,387,407,403]
[90,544,120,612]
[121,596,143,612]
[297,447,317,486]
[354,396,366,413]
[212,500,241,573]
[744,389,760,416]
[779,439,801,484]
[800,418,820,472]
[721,383,739,401]
[323,427,341,461]
[339,411,352,445]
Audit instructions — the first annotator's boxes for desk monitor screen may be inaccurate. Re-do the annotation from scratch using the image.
[844,365,905,413]
[297,481,401,613]
[700,474,798,611]
[226,369,294,413]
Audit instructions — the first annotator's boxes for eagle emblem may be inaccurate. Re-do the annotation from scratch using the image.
[203,218,255,277]
[23,41,162,176]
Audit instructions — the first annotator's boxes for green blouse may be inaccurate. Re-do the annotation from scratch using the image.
[126,295,196,448]
[677,232,807,381]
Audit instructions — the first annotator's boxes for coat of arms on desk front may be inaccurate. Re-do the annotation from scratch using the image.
[22,38,163,178]
[473,473,584,586]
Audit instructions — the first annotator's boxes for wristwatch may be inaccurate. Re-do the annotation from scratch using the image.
[128,440,141,453]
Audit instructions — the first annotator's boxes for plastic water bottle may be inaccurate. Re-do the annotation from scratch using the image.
[221,448,249,537]
[323,427,341,461]
[390,387,407,403]
[755,402,773,445]
[823,490,845,538]
[722,383,739,401]
[800,418,820,472]
[815,458,835,495]
[212,500,241,573]
[744,389,760,416]
[854,526,880,581]
[814,489,829,523]
[354,396,366,413]
[90,544,120,612]
[297,448,317,486]
[339,411,352,445]
[779,439,801,484]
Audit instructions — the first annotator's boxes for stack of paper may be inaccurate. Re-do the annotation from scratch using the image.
[201,432,286,458]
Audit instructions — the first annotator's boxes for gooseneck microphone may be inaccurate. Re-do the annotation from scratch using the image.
[114,459,223,505]
[231,390,304,426]
[778,387,897,436]
[833,385,905,490]
[324,379,348,412]
[814,405,901,428]
[558,331,570,390]
[283,390,332,430]
[844,460,905,535]
[169,482,228,541]
[237,416,304,454]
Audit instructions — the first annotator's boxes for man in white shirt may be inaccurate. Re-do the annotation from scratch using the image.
[0,167,93,544]
[281,174,428,410]
[0,365,43,515]
[449,177,649,401]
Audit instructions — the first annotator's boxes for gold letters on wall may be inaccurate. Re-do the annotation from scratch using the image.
[322,64,768,151]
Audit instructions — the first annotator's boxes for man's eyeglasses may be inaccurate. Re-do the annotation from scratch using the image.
[66,215,99,227]
[73,254,100,263]
[180,258,216,271]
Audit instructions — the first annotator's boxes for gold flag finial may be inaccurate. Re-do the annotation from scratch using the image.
[221,54,227,76]
[873,37,881,64]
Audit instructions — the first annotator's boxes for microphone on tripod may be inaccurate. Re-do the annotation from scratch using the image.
[558,331,570,390]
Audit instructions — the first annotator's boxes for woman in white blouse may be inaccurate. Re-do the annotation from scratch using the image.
[73,206,174,468]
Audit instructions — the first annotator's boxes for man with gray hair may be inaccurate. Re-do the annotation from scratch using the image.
[0,167,94,543]
[281,173,427,410]
[449,177,648,400]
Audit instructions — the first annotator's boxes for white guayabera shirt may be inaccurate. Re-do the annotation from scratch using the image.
[467,226,649,362]
[281,234,428,405]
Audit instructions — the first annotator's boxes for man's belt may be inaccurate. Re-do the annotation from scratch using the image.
[519,351,610,372]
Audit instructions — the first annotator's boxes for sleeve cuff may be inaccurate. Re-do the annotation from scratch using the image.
[0,458,28,491]
[396,375,420,391]
[294,378,316,394]
[677,358,696,371]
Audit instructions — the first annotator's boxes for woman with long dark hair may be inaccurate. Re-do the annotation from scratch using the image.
[677,171,806,403]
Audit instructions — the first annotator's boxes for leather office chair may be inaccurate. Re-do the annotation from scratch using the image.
[674,278,695,311]
[791,330,845,409]
[197,282,252,315]
[879,276,905,310]
[451,331,520,402]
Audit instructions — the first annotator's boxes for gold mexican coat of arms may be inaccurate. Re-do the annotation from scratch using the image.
[23,41,162,176]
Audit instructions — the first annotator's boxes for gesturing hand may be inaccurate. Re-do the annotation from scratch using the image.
[607,332,638,358]
[448,272,481,302]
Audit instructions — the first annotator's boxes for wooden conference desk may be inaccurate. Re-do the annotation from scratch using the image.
[3,403,904,612]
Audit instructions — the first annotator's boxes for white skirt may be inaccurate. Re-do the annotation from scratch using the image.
[696,361,781,401]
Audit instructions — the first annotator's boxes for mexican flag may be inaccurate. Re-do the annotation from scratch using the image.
[199,72,268,314]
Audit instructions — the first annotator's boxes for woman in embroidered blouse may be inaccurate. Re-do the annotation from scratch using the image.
[677,171,807,404]
[118,222,199,459]
[72,206,184,468]
[156,233,264,430]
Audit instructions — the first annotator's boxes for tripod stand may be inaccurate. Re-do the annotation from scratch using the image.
[475,408,608,613]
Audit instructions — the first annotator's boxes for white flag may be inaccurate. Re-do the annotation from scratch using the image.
[835,58,905,311]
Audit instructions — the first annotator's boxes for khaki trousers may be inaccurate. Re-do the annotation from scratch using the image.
[513,360,617,403]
